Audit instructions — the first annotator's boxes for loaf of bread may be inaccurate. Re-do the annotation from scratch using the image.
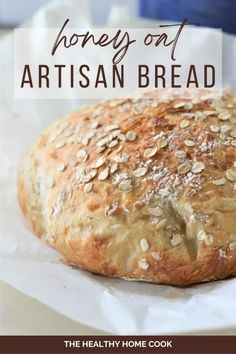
[17,89,236,285]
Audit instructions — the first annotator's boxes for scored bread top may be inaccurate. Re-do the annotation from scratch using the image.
[18,89,236,285]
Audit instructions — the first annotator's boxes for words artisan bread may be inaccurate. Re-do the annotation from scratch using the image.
[17,89,236,286]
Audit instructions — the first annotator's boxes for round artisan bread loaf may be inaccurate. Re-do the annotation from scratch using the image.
[17,89,236,286]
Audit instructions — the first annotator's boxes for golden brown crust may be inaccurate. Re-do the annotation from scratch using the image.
[17,89,236,285]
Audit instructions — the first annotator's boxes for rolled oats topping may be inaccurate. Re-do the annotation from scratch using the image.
[213,178,226,186]
[218,111,231,121]
[117,172,129,181]
[97,137,109,147]
[55,141,65,149]
[210,124,220,133]
[64,130,72,138]
[173,102,185,108]
[46,177,55,189]
[138,258,149,270]
[82,137,89,146]
[184,139,195,147]
[197,230,213,245]
[220,125,231,134]
[204,110,216,117]
[140,238,149,252]
[126,131,136,141]
[170,234,182,247]
[117,133,126,141]
[110,163,118,174]
[192,162,205,174]
[91,120,100,129]
[231,140,236,147]
[151,252,161,260]
[159,139,168,148]
[97,146,106,153]
[133,167,148,177]
[77,149,87,159]
[144,146,157,158]
[156,218,167,230]
[194,111,207,122]
[180,119,190,129]
[108,140,118,148]
[83,170,97,183]
[175,150,187,159]
[84,182,93,193]
[68,135,81,144]
[174,101,190,109]
[57,163,65,172]
[205,234,214,246]
[48,135,57,144]
[118,180,133,192]
[114,153,129,163]
[105,124,120,132]
[229,241,236,250]
[230,130,236,138]
[230,117,236,124]
[98,167,110,180]
[226,169,236,182]
[178,162,192,175]
[91,156,106,168]
[147,206,163,217]
[219,133,226,141]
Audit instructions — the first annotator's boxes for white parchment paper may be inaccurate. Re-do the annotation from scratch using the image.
[1,0,236,334]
